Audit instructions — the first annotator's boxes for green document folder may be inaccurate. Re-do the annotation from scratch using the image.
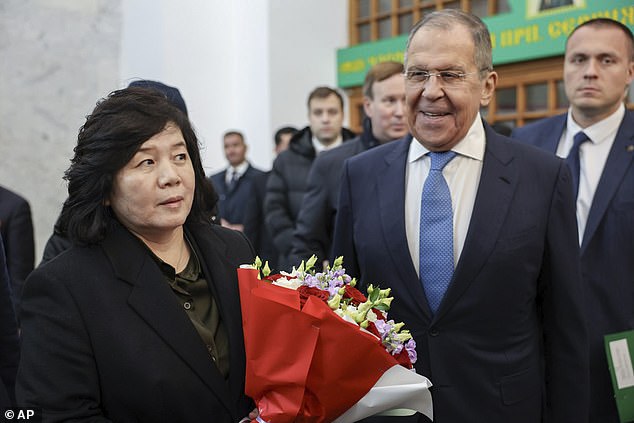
[605,330,634,423]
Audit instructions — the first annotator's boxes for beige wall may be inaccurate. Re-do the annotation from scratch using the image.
[0,0,121,262]
[0,0,347,261]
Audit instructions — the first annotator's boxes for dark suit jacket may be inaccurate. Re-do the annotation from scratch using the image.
[332,126,589,423]
[513,110,634,423]
[210,164,265,226]
[16,221,255,422]
[0,186,35,314]
[0,235,20,408]
[243,171,279,271]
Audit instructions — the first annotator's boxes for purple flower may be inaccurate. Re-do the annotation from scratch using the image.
[374,320,392,337]
[405,339,417,364]
[303,275,320,288]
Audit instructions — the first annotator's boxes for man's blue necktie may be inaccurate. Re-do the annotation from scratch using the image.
[420,151,456,314]
[566,131,589,198]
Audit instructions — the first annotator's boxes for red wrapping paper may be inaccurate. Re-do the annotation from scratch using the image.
[237,268,401,423]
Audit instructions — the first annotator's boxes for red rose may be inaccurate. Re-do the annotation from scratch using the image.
[266,273,286,282]
[365,321,381,338]
[297,286,330,309]
[393,348,413,369]
[343,285,367,305]
[371,308,386,319]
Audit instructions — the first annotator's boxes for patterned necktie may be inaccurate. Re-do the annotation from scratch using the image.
[227,170,238,191]
[566,131,590,198]
[420,151,457,314]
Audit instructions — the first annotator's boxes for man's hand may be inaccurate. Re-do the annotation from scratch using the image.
[220,218,244,232]
[238,408,259,423]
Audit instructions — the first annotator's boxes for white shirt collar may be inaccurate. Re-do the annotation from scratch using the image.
[408,113,486,163]
[566,103,625,145]
[312,135,343,154]
[226,161,249,182]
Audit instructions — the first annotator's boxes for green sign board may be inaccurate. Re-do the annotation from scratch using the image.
[337,0,634,88]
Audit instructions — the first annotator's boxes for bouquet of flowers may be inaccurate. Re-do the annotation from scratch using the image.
[238,256,433,423]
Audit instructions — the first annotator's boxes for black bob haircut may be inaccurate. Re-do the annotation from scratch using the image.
[59,87,217,245]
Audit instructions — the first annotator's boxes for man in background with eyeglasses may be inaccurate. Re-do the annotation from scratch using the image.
[290,61,407,269]
[512,18,634,423]
[332,9,588,423]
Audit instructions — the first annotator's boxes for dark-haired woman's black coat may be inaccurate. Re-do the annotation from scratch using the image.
[16,221,255,422]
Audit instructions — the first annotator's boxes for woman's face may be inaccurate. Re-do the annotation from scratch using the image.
[108,123,195,241]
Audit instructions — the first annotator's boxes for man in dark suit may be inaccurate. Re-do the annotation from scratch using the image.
[332,10,589,422]
[291,61,407,268]
[0,234,20,408]
[210,131,264,232]
[0,185,35,314]
[512,18,634,423]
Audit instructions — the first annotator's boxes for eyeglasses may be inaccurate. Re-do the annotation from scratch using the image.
[403,68,490,86]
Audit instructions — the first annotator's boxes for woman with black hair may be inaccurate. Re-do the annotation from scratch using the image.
[16,87,256,422]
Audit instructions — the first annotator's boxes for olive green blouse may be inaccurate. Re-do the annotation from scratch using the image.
[149,239,230,379]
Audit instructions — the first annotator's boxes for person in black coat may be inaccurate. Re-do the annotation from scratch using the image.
[17,87,256,422]
[0,185,35,314]
[264,87,355,271]
[209,131,264,232]
[0,234,20,408]
[243,126,297,272]
[291,61,408,267]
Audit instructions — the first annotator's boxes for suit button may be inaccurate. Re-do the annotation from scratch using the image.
[429,328,439,337]
[183,302,192,310]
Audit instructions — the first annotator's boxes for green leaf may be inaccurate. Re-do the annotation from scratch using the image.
[374,303,389,311]
[369,284,380,302]
[254,256,262,269]
[332,256,344,270]
[305,255,318,272]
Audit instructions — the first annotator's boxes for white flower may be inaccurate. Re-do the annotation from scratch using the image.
[335,308,359,325]
[272,276,303,290]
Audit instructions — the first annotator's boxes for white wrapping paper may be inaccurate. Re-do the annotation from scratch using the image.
[333,364,433,423]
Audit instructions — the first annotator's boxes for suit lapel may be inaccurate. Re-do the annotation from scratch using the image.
[435,128,518,321]
[537,114,567,153]
[582,112,634,253]
[377,136,433,319]
[101,224,235,413]
[185,224,248,406]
